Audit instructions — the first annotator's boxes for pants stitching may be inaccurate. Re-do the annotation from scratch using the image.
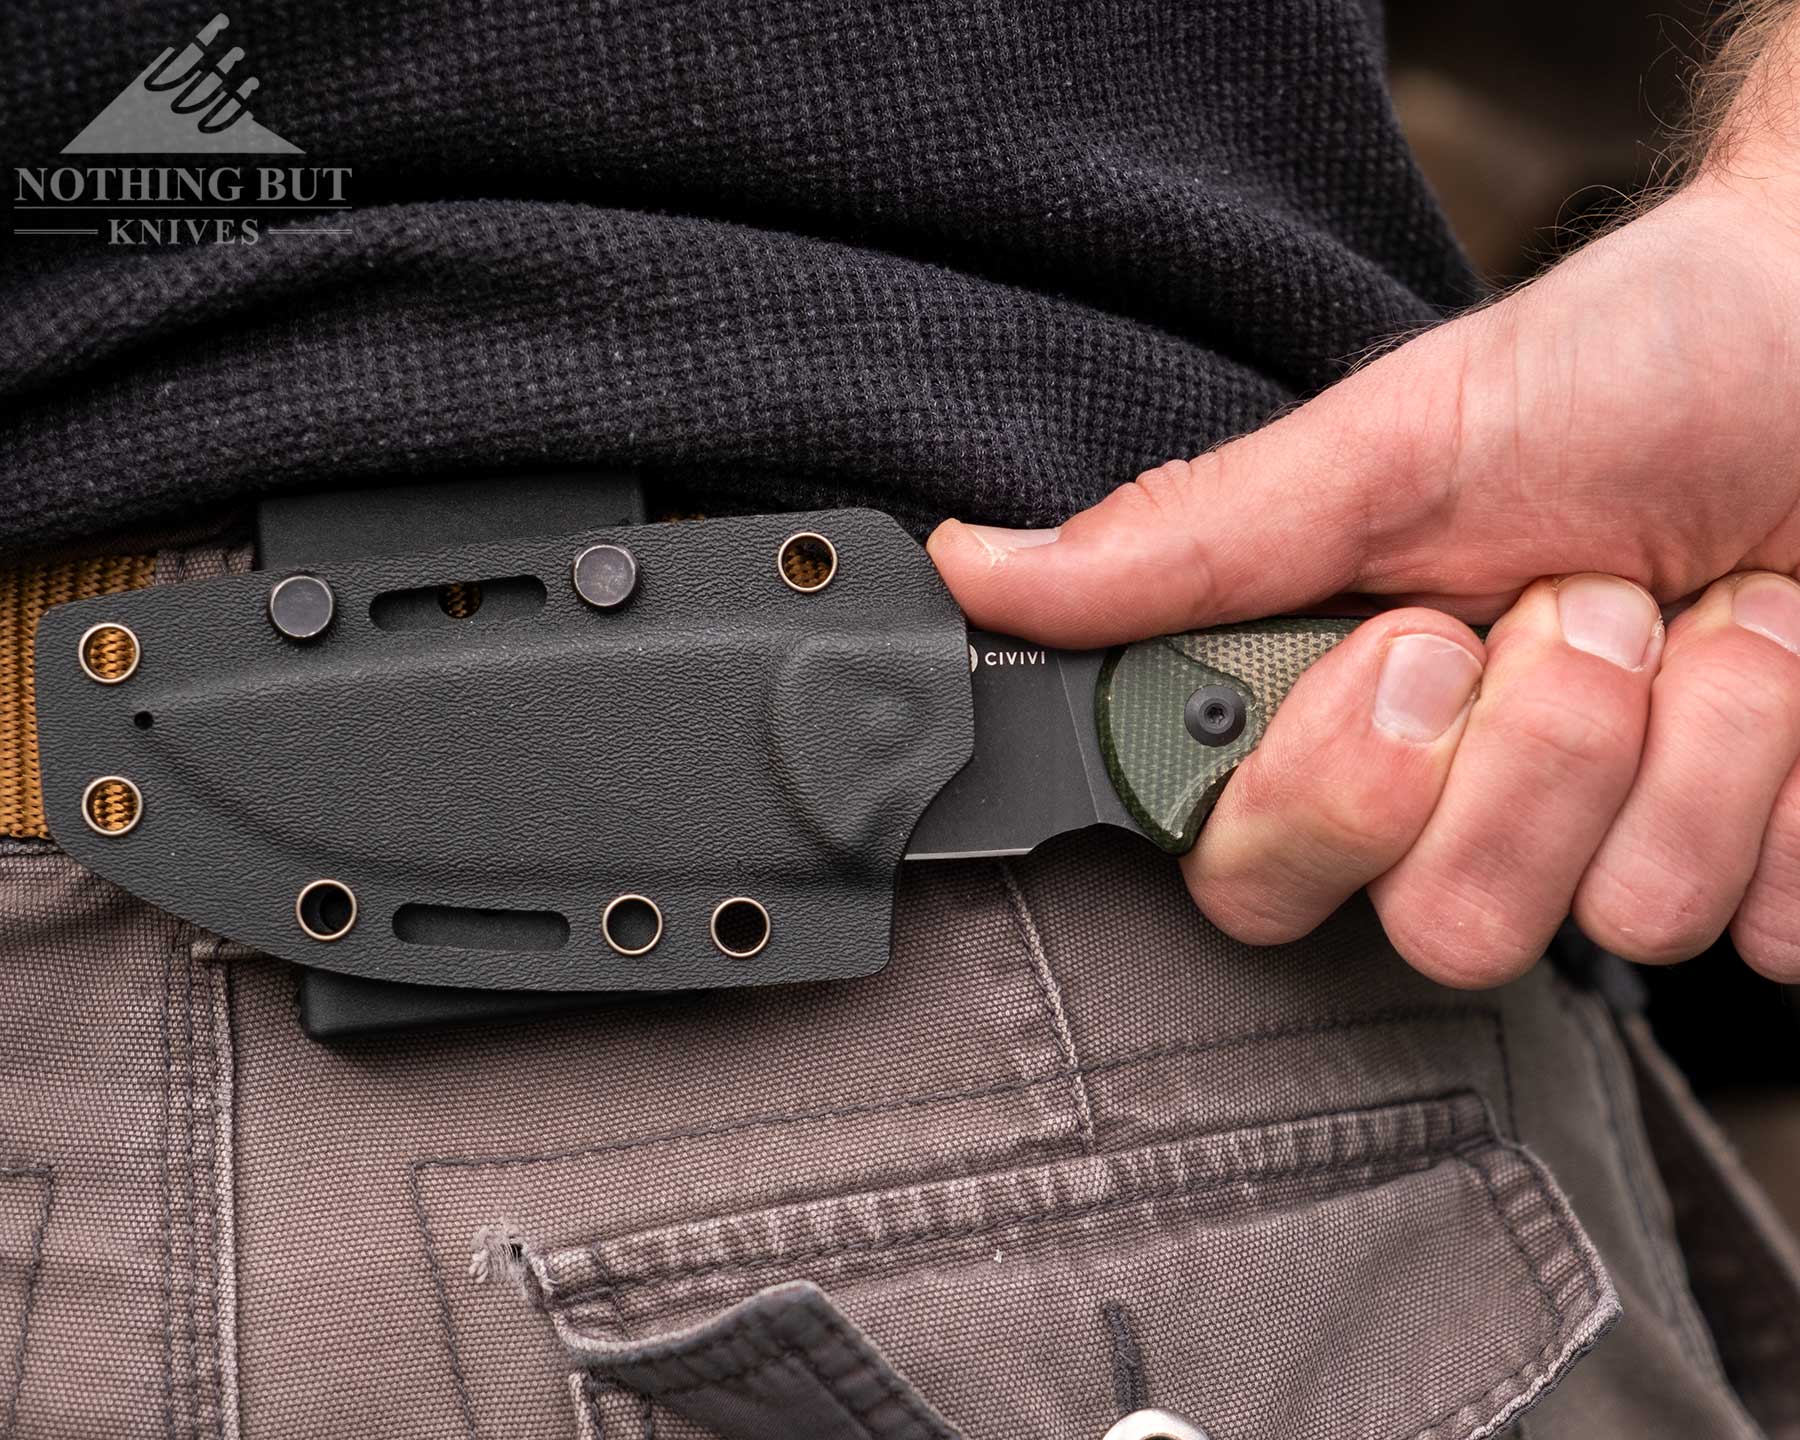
[1100,1300,1149,1416]
[582,1099,1471,1296]
[1409,1144,1606,1440]
[408,1165,485,1440]
[416,1008,1512,1437]
[0,1167,52,1440]
[1451,1153,1560,1327]
[210,959,244,1440]
[996,861,1095,1150]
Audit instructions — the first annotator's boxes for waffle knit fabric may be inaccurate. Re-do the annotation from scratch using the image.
[0,0,1475,558]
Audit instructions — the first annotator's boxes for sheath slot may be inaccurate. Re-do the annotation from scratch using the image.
[369,575,546,630]
[393,903,570,952]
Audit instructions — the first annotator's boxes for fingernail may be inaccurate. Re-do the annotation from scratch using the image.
[961,523,1062,556]
[1556,574,1660,669]
[1733,574,1800,655]
[1374,634,1483,742]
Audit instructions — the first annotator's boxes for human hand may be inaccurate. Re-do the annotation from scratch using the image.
[928,166,1800,987]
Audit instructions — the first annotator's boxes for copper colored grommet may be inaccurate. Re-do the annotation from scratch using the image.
[776,532,837,593]
[295,879,357,941]
[601,893,664,956]
[81,775,142,836]
[78,623,141,684]
[709,895,771,958]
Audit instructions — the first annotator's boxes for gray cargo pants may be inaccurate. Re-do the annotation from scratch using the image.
[2,541,1798,1439]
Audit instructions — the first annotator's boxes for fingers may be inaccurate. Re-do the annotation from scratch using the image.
[1573,572,1800,968]
[1186,573,1663,986]
[1183,611,1483,944]
[1734,760,1800,982]
[1172,569,1800,987]
[1369,576,1663,986]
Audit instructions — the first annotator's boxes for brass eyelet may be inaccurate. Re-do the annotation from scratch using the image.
[295,879,357,942]
[601,893,664,956]
[709,895,771,958]
[776,532,837,593]
[81,775,142,835]
[78,623,141,684]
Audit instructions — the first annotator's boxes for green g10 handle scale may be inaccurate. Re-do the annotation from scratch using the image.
[1095,619,1360,854]
[911,614,1372,866]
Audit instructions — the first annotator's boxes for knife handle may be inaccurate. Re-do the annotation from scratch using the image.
[1096,618,1362,853]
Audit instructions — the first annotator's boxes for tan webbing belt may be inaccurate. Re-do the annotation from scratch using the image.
[0,554,156,839]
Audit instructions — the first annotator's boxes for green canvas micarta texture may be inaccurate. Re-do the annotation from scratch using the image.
[1097,618,1361,852]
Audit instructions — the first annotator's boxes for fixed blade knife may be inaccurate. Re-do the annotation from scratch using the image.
[906,619,1360,861]
[31,498,1376,1029]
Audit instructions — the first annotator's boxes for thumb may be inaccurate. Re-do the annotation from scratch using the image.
[927,314,1493,647]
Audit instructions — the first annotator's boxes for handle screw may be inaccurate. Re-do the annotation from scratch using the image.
[1184,685,1247,747]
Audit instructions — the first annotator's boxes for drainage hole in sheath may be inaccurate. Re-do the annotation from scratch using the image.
[370,576,544,630]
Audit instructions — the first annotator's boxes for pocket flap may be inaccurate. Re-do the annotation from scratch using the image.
[539,1094,1617,1440]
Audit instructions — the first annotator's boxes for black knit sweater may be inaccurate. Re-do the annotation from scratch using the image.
[0,0,1474,556]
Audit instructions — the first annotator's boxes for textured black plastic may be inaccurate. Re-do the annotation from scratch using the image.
[36,507,972,993]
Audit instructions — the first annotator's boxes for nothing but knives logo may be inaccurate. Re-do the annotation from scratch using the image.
[11,13,352,245]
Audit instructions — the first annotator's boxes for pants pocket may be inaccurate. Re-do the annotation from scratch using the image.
[535,1092,1617,1440]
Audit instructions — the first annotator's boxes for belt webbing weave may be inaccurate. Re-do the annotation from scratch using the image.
[0,554,156,839]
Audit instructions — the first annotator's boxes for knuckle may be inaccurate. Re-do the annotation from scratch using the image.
[1505,692,1640,780]
[1669,652,1800,747]
[1092,459,1224,617]
[1730,845,1800,981]
[1733,911,1800,983]
[1375,877,1545,988]
[1386,921,1538,989]
[1117,458,1207,532]
[1305,776,1419,868]
[1235,697,1440,865]
[1219,759,1423,913]
[1577,860,1726,964]
[1185,867,1314,947]
[1208,903,1312,948]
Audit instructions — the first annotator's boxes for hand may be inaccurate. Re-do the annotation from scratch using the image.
[928,170,1800,987]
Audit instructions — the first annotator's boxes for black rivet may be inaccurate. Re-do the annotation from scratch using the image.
[572,543,639,609]
[268,574,334,641]
[1184,684,1247,747]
